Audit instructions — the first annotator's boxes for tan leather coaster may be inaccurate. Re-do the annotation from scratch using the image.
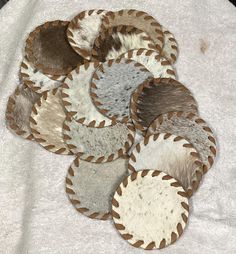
[101,9,164,53]
[30,88,72,155]
[128,133,204,196]
[66,156,129,220]
[91,25,156,62]
[130,78,198,133]
[25,20,83,76]
[112,169,189,250]
[67,9,108,59]
[5,83,40,140]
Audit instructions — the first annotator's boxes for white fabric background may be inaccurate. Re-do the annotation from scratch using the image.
[0,0,236,253]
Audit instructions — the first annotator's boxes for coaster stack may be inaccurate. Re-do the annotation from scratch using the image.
[5,9,217,250]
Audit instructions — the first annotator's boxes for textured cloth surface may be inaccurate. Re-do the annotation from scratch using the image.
[0,0,236,254]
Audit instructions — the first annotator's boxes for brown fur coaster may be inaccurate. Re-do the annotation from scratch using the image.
[91,25,156,62]
[147,111,217,172]
[102,9,164,53]
[130,78,198,133]
[5,83,40,140]
[25,20,84,76]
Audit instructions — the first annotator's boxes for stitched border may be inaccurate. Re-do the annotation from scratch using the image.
[90,57,151,124]
[29,88,73,155]
[67,9,107,59]
[101,9,164,53]
[147,111,217,172]
[128,133,204,197]
[111,169,189,250]
[62,115,135,163]
[130,78,198,134]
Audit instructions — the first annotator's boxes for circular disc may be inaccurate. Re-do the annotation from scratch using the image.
[63,117,134,163]
[90,58,152,123]
[102,9,164,53]
[91,25,156,62]
[147,111,217,171]
[5,84,39,140]
[120,49,176,79]
[61,61,114,127]
[112,170,189,250]
[66,157,129,220]
[67,9,107,59]
[130,78,198,132]
[25,20,83,76]
[128,133,204,196]
[30,88,72,155]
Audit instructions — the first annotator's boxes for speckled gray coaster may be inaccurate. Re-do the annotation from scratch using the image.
[90,58,153,123]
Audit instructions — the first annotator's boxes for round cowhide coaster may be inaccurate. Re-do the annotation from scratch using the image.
[147,111,217,172]
[101,9,164,53]
[63,117,134,163]
[5,83,40,140]
[25,20,84,76]
[112,170,189,250]
[20,57,64,93]
[67,9,108,59]
[66,156,129,220]
[61,61,114,127]
[30,88,72,155]
[128,133,204,196]
[120,49,176,79]
[161,27,178,64]
[91,25,156,62]
[130,78,198,133]
[90,58,153,123]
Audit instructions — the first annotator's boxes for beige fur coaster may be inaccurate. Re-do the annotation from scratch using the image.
[130,78,198,133]
[112,170,189,250]
[128,133,204,196]
[102,9,164,53]
[67,9,108,59]
[25,20,84,76]
[30,88,72,155]
[66,156,129,220]
[147,111,217,172]
[63,117,134,163]
[5,84,40,140]
[91,25,156,62]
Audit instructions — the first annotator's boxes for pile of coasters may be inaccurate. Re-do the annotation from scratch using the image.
[5,9,217,250]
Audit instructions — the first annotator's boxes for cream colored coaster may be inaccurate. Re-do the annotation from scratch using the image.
[5,83,40,140]
[63,117,134,163]
[112,170,189,250]
[147,111,217,171]
[128,133,204,196]
[120,49,176,79]
[30,88,72,155]
[161,27,179,64]
[66,156,129,220]
[102,9,164,53]
[20,57,64,93]
[61,61,113,127]
[67,9,108,59]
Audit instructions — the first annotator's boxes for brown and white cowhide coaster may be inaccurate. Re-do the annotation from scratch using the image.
[63,117,134,163]
[90,58,152,123]
[25,20,84,76]
[147,111,217,172]
[130,78,198,133]
[66,156,129,220]
[112,169,189,250]
[128,133,204,196]
[67,9,108,59]
[5,83,40,140]
[101,9,164,53]
[91,25,156,62]
[30,88,72,155]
